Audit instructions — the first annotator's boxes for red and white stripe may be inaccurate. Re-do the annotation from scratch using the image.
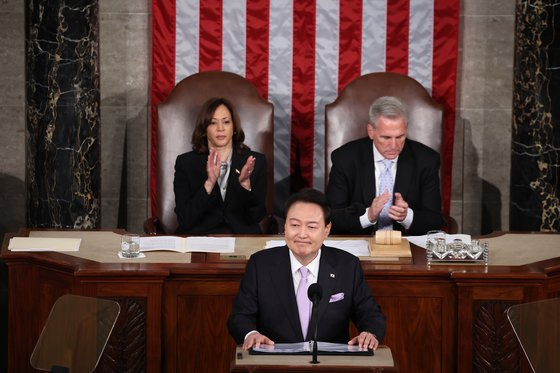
[151,0,459,215]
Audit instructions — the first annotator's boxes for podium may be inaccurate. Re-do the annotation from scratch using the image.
[230,345,398,372]
[507,298,560,373]
[30,294,120,372]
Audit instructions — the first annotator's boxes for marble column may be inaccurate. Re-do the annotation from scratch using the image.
[26,0,100,228]
[510,0,560,231]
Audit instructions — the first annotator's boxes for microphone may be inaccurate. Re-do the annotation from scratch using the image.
[307,283,323,305]
[307,283,323,364]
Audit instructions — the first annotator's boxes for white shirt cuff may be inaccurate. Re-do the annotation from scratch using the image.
[398,208,413,229]
[244,330,258,341]
[360,208,376,228]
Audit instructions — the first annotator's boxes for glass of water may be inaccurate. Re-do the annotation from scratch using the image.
[426,230,446,260]
[120,234,140,258]
[427,230,445,246]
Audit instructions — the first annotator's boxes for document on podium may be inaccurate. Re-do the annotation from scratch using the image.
[250,341,373,356]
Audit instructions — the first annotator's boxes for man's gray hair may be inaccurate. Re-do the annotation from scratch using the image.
[368,96,409,128]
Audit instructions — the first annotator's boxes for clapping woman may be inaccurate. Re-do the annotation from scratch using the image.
[173,97,267,234]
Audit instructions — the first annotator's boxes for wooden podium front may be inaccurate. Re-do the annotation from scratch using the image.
[3,230,560,372]
[231,346,398,372]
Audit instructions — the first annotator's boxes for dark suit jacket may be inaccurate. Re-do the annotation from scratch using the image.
[173,147,267,234]
[227,245,386,344]
[326,137,444,235]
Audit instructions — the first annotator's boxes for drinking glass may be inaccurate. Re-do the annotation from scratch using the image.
[427,230,446,256]
[120,234,140,258]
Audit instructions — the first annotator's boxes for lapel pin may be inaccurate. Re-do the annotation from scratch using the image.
[235,169,240,174]
[330,273,335,278]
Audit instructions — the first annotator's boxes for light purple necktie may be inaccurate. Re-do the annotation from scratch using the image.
[296,266,310,339]
[377,159,394,230]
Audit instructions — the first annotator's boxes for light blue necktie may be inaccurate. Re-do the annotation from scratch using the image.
[377,159,394,230]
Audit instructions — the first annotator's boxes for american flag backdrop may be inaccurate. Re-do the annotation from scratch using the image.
[151,0,459,216]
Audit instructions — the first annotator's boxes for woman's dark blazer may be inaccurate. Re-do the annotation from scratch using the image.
[173,147,267,234]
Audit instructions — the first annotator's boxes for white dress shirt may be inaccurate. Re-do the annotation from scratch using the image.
[360,143,413,230]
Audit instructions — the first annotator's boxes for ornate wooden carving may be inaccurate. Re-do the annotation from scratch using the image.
[472,301,520,373]
[97,297,147,373]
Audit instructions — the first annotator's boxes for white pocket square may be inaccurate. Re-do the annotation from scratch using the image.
[329,292,345,303]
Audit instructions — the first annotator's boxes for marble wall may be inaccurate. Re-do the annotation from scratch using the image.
[510,0,560,231]
[26,0,101,229]
[0,1,519,236]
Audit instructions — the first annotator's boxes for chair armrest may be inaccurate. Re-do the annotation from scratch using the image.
[259,214,278,235]
[272,215,285,234]
[442,213,459,234]
[144,217,165,235]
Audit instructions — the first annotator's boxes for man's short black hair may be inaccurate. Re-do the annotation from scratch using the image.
[283,188,332,225]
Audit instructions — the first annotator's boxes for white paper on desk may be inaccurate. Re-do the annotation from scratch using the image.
[407,234,472,249]
[8,237,81,252]
[253,341,368,354]
[139,236,235,253]
[264,239,369,257]
[186,236,235,253]
[325,240,369,256]
[264,240,286,249]
[140,236,185,252]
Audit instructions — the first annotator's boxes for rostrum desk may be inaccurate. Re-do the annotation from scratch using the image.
[2,229,560,373]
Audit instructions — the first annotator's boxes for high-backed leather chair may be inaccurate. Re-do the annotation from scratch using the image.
[145,71,274,234]
[325,72,457,233]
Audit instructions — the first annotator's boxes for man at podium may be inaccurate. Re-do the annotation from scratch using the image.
[228,188,386,350]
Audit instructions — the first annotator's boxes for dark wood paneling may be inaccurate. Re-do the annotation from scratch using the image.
[8,262,74,372]
[177,295,236,372]
[373,280,455,373]
[164,279,240,372]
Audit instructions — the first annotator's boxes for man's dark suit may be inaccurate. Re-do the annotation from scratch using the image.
[227,245,386,344]
[173,147,267,234]
[326,137,444,235]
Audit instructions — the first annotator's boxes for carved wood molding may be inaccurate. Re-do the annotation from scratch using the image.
[98,297,147,373]
[472,300,520,372]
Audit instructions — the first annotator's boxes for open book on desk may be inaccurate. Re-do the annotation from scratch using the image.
[250,341,373,356]
[139,236,235,253]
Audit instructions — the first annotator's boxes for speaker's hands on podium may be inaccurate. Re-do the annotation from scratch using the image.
[243,331,275,350]
[348,331,379,350]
